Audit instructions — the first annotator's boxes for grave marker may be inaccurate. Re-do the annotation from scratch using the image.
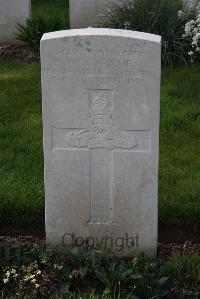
[70,0,122,28]
[0,0,31,43]
[41,28,161,255]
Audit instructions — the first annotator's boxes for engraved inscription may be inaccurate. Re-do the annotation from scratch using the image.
[45,36,153,90]
[45,51,154,87]
[60,43,146,57]
[66,91,137,150]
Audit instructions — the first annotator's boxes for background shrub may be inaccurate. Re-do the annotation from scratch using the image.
[15,0,69,51]
[102,0,198,65]
[183,9,200,64]
[164,253,200,289]
[16,16,66,51]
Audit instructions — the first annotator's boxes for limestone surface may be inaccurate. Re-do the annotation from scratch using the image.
[0,0,31,43]
[41,28,161,255]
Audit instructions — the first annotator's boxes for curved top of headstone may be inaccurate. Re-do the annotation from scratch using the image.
[41,28,161,44]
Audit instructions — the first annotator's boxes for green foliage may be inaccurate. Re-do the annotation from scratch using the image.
[15,0,69,51]
[0,61,44,230]
[1,242,200,298]
[183,11,200,64]
[1,61,200,232]
[130,256,169,299]
[102,0,197,65]
[96,256,168,299]
[0,242,169,298]
[16,16,66,51]
[159,64,200,230]
[32,0,69,26]
[164,252,200,289]
[96,262,137,297]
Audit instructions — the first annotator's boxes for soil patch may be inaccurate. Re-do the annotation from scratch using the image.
[0,43,39,62]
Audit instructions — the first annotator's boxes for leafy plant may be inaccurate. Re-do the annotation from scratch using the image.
[64,247,96,290]
[16,15,66,51]
[96,255,169,299]
[163,252,200,288]
[2,241,200,299]
[96,262,138,298]
[130,256,169,299]
[102,0,197,65]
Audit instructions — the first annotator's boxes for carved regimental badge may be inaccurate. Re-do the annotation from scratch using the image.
[66,91,137,149]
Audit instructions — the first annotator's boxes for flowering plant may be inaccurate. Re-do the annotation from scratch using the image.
[102,0,199,65]
[184,7,200,62]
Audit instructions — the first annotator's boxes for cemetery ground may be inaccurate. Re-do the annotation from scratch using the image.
[0,61,200,239]
[0,56,200,299]
[0,0,200,298]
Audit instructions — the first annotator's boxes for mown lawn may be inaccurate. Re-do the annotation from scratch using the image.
[0,0,200,232]
[0,60,200,231]
[0,61,44,229]
[159,65,200,230]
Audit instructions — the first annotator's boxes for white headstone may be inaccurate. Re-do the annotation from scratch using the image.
[70,0,123,28]
[0,0,31,43]
[41,28,161,255]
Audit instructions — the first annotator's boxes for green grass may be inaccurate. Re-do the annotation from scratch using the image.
[0,61,200,231]
[0,0,69,229]
[159,65,200,230]
[0,61,44,228]
[32,0,69,27]
[0,0,200,232]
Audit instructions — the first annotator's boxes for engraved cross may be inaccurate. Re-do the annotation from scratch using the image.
[52,89,150,225]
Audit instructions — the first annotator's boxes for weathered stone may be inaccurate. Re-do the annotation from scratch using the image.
[0,0,31,43]
[41,28,161,255]
[70,0,123,28]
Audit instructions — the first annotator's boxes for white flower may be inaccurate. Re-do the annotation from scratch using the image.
[3,278,9,283]
[35,283,40,289]
[31,278,36,284]
[184,13,200,62]
[178,10,184,19]
[41,257,48,264]
[24,274,36,282]
[5,271,10,278]
[35,284,40,289]
[54,263,63,270]
[36,270,41,275]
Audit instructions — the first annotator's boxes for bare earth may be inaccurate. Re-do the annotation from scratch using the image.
[0,43,39,62]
